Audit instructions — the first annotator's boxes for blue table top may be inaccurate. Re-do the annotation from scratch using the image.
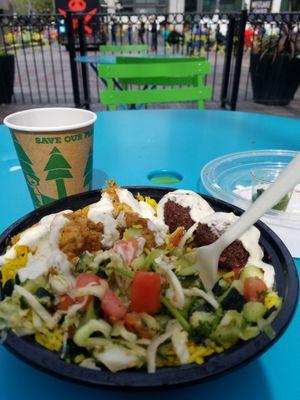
[0,109,299,399]
[75,53,187,65]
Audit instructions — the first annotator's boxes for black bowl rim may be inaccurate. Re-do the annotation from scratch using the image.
[0,187,298,390]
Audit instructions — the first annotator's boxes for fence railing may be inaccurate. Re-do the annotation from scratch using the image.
[64,11,242,110]
[1,11,300,110]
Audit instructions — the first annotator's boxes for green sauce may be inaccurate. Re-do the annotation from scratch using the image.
[149,176,181,184]
[252,188,291,211]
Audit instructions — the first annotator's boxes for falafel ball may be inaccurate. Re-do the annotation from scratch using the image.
[163,200,195,233]
[157,189,214,234]
[193,222,249,270]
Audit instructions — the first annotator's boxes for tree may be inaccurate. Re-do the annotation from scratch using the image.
[12,134,43,208]
[44,146,73,198]
[83,146,93,188]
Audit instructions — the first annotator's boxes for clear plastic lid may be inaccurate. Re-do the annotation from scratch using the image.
[201,150,300,229]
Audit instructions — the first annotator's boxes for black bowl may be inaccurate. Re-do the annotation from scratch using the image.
[0,187,298,389]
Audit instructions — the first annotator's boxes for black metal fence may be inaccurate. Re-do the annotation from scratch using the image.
[65,11,243,110]
[0,14,73,104]
[1,11,300,110]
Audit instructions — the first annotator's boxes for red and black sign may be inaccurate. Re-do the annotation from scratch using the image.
[55,0,99,35]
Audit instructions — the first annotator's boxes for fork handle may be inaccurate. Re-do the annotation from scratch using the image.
[215,153,300,251]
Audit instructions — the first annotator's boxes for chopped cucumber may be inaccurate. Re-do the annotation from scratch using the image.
[178,275,199,289]
[239,325,260,340]
[243,301,267,323]
[61,339,89,362]
[190,311,215,327]
[76,251,98,274]
[231,280,243,294]
[21,276,47,294]
[188,297,215,315]
[144,249,165,270]
[123,227,142,239]
[190,310,222,341]
[240,266,264,282]
[211,310,243,345]
[35,287,54,299]
[2,279,15,297]
[220,287,246,312]
[176,258,191,270]
[34,287,55,308]
[177,266,197,277]
[80,300,97,326]
[131,254,146,270]
[96,258,111,278]
[156,315,171,330]
[35,287,55,308]
[183,251,197,265]
[213,278,230,296]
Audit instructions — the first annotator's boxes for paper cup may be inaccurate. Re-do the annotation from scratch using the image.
[4,107,97,208]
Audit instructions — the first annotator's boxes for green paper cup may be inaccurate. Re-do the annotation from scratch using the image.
[4,107,97,208]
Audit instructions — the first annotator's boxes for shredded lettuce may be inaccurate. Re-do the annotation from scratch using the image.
[79,358,101,370]
[94,343,146,372]
[168,320,189,364]
[111,323,137,343]
[0,296,35,336]
[14,285,56,330]
[183,287,219,309]
[155,256,185,309]
[70,284,107,299]
[147,330,173,373]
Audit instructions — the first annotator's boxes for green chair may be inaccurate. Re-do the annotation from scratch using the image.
[99,44,148,54]
[97,59,211,110]
[116,56,208,87]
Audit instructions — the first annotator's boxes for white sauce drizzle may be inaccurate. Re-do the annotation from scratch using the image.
[147,219,168,246]
[87,193,120,248]
[0,211,74,282]
[157,190,214,224]
[88,193,114,217]
[116,188,155,219]
[199,212,275,288]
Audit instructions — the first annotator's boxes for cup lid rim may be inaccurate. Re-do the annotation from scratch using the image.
[3,107,97,132]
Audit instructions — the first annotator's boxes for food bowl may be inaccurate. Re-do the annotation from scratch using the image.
[0,188,298,389]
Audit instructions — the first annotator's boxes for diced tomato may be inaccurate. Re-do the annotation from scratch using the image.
[124,312,155,339]
[131,271,161,314]
[75,273,101,311]
[169,227,186,248]
[57,294,75,311]
[113,238,138,265]
[244,277,268,302]
[101,289,128,321]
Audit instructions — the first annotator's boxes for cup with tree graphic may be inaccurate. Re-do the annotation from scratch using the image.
[4,108,97,208]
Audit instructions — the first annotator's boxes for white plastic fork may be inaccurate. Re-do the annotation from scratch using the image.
[195,153,300,292]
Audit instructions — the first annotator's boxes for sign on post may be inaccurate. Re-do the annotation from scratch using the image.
[250,1,273,13]
[55,0,99,35]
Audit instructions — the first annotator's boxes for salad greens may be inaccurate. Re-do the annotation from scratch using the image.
[0,184,281,373]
